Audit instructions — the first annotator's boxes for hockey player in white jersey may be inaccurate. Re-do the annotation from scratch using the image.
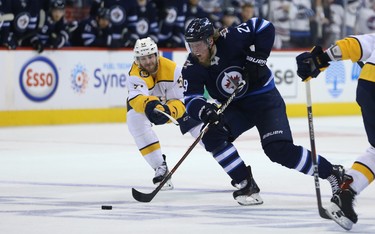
[126,37,201,190]
[296,33,375,230]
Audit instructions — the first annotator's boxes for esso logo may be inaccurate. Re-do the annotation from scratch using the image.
[19,57,59,102]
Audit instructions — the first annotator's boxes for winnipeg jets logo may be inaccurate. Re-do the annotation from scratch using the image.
[224,72,240,89]
[217,66,247,98]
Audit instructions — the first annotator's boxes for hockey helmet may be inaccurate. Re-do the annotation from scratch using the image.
[50,0,65,9]
[97,7,110,20]
[134,37,158,58]
[185,17,214,43]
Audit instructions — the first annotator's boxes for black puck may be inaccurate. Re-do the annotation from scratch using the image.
[101,205,112,210]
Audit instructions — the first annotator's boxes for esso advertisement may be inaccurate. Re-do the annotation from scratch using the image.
[19,57,58,102]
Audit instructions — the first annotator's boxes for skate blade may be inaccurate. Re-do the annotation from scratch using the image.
[325,203,354,230]
[236,193,264,206]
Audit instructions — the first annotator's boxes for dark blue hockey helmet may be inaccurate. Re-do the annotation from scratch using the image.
[97,7,110,20]
[50,0,65,9]
[185,17,214,43]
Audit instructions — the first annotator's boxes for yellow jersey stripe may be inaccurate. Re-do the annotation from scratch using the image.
[352,161,375,183]
[359,62,375,82]
[140,141,161,156]
[337,37,362,62]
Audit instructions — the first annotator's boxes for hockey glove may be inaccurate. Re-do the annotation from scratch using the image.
[296,46,331,82]
[5,33,17,50]
[145,100,171,125]
[31,39,44,54]
[199,103,222,125]
[243,51,269,85]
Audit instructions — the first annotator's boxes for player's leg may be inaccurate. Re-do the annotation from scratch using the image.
[252,88,344,194]
[127,108,173,190]
[201,107,263,205]
[326,79,375,229]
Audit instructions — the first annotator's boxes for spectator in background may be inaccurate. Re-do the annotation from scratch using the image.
[90,0,139,48]
[198,0,223,31]
[289,0,315,48]
[326,0,361,46]
[70,7,114,47]
[135,0,159,44]
[3,0,44,52]
[310,0,332,47]
[38,0,70,49]
[154,0,187,48]
[356,0,375,34]
[186,0,209,29]
[264,0,297,49]
[219,7,240,27]
[239,2,256,23]
[0,0,12,47]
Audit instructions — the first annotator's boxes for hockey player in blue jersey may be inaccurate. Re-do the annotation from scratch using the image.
[135,0,159,44]
[38,0,69,49]
[182,17,344,206]
[90,0,139,48]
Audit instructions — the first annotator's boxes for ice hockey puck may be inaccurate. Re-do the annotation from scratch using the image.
[101,205,112,210]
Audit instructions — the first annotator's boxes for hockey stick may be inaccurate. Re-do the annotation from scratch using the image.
[0,13,14,22]
[132,80,246,203]
[305,81,331,219]
[154,108,179,126]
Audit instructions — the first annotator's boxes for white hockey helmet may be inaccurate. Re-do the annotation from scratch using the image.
[134,37,159,59]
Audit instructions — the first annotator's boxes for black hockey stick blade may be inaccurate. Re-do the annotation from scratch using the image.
[319,207,331,219]
[132,187,158,203]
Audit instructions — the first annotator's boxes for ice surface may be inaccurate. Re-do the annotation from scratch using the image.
[0,116,373,233]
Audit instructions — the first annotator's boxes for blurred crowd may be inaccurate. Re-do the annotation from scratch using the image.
[0,0,374,53]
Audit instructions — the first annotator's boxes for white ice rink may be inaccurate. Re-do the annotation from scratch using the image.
[0,116,374,234]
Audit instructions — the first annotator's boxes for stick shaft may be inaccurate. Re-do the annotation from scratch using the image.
[305,81,330,219]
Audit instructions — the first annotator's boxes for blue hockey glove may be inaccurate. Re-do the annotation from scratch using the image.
[296,46,331,82]
[243,51,269,84]
[198,103,222,125]
[177,112,202,135]
[145,100,171,125]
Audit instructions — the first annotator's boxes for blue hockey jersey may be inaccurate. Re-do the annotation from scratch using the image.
[182,18,276,121]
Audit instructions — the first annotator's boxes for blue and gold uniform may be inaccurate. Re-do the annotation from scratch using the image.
[126,37,202,190]
[127,56,185,118]
[296,33,375,230]
[326,35,375,192]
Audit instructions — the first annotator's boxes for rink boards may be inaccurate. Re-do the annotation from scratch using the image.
[0,48,361,126]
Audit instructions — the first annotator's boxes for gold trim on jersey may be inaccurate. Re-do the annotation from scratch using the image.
[128,95,159,113]
[336,37,362,62]
[140,141,161,156]
[359,62,375,82]
[352,161,375,183]
[166,99,185,119]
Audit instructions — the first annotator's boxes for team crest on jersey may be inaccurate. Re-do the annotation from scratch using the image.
[110,5,126,25]
[139,69,149,78]
[216,66,248,98]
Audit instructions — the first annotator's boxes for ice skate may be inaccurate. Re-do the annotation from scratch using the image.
[232,166,263,205]
[153,158,174,191]
[326,174,358,231]
[326,165,345,195]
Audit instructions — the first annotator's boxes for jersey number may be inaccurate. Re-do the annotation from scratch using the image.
[236,23,250,33]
